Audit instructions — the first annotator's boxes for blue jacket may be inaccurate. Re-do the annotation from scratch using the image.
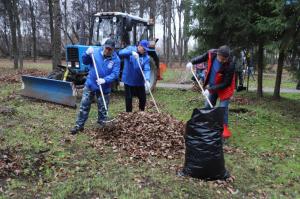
[82,47,120,94]
[118,46,151,86]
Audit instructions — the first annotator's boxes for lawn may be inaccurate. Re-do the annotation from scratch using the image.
[0,64,300,198]
[160,67,298,89]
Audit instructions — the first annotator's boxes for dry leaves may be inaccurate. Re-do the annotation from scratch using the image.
[88,112,185,161]
[0,68,47,83]
[0,149,23,178]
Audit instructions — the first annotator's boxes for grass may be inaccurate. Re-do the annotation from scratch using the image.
[160,67,298,89]
[1,64,300,198]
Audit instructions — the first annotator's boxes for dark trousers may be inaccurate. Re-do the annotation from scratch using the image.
[124,84,146,112]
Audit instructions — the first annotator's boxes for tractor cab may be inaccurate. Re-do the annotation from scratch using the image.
[91,12,155,49]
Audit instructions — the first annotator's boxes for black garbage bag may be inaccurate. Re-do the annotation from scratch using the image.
[181,107,229,180]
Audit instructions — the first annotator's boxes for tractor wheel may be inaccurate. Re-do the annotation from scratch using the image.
[147,57,158,93]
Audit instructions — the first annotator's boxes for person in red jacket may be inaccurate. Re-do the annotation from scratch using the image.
[186,45,235,139]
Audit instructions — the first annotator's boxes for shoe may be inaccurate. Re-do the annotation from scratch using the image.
[222,124,232,139]
[70,126,84,135]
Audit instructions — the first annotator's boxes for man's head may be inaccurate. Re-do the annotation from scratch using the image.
[137,40,150,54]
[103,39,115,57]
[217,45,230,63]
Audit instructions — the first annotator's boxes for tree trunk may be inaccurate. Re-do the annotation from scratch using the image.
[177,0,182,67]
[149,0,156,40]
[163,2,166,57]
[257,42,264,98]
[3,19,10,56]
[15,0,23,70]
[3,0,18,69]
[139,0,145,18]
[273,49,285,99]
[166,0,172,68]
[63,0,68,46]
[183,0,191,59]
[48,0,55,68]
[52,0,62,70]
[29,0,37,62]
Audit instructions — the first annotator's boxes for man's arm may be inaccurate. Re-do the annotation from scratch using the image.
[191,52,209,65]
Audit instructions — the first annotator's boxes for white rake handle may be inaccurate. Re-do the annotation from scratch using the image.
[136,56,160,113]
[91,53,108,111]
[190,66,213,108]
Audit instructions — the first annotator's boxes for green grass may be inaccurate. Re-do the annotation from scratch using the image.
[160,67,298,89]
[1,67,300,198]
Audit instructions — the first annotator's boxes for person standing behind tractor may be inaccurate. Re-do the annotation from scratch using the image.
[186,45,235,139]
[118,40,151,112]
[70,39,120,135]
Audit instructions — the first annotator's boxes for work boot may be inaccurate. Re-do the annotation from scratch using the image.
[222,124,232,139]
[70,126,84,135]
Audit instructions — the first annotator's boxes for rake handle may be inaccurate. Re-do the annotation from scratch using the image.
[190,66,213,108]
[91,53,108,112]
[135,56,160,113]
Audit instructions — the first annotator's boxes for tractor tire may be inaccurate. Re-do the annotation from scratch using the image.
[147,57,158,94]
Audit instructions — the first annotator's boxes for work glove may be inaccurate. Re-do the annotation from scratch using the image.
[202,89,210,97]
[144,80,151,89]
[186,62,193,70]
[96,78,105,86]
[86,47,94,56]
[132,51,139,60]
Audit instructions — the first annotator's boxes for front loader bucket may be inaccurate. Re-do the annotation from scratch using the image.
[21,75,77,108]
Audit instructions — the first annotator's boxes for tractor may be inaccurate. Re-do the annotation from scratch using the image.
[21,12,160,107]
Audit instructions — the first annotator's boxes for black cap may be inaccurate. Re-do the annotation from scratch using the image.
[104,39,115,49]
[217,45,230,58]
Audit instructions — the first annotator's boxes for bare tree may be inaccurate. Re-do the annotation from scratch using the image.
[183,0,191,59]
[48,0,62,69]
[166,0,172,68]
[2,0,18,69]
[29,0,37,62]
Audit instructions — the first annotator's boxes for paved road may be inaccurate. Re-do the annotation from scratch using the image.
[156,83,300,93]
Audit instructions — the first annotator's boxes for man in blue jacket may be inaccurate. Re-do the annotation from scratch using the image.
[70,39,120,135]
[118,40,151,112]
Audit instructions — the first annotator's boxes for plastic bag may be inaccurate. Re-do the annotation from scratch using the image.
[181,107,229,180]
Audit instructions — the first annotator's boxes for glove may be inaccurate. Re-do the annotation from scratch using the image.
[144,80,151,89]
[202,89,209,97]
[86,47,94,55]
[186,62,193,70]
[96,78,105,86]
[132,51,139,59]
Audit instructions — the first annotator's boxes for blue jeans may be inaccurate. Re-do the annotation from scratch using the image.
[75,86,110,128]
[204,93,230,125]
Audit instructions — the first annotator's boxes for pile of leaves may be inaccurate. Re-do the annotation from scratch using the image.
[0,68,47,83]
[89,111,185,161]
[0,149,23,178]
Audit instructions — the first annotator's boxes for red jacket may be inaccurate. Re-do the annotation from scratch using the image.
[191,49,235,100]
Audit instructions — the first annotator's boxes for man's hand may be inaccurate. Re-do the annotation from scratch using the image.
[86,47,94,55]
[145,80,151,89]
[132,51,139,59]
[186,62,193,70]
[96,78,105,86]
[202,89,209,97]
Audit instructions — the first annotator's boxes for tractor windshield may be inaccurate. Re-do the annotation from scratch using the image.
[92,17,123,48]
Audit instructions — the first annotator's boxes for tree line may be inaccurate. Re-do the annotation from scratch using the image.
[0,0,192,69]
[1,0,299,98]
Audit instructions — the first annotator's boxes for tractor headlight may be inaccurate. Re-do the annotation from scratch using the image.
[113,16,117,23]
